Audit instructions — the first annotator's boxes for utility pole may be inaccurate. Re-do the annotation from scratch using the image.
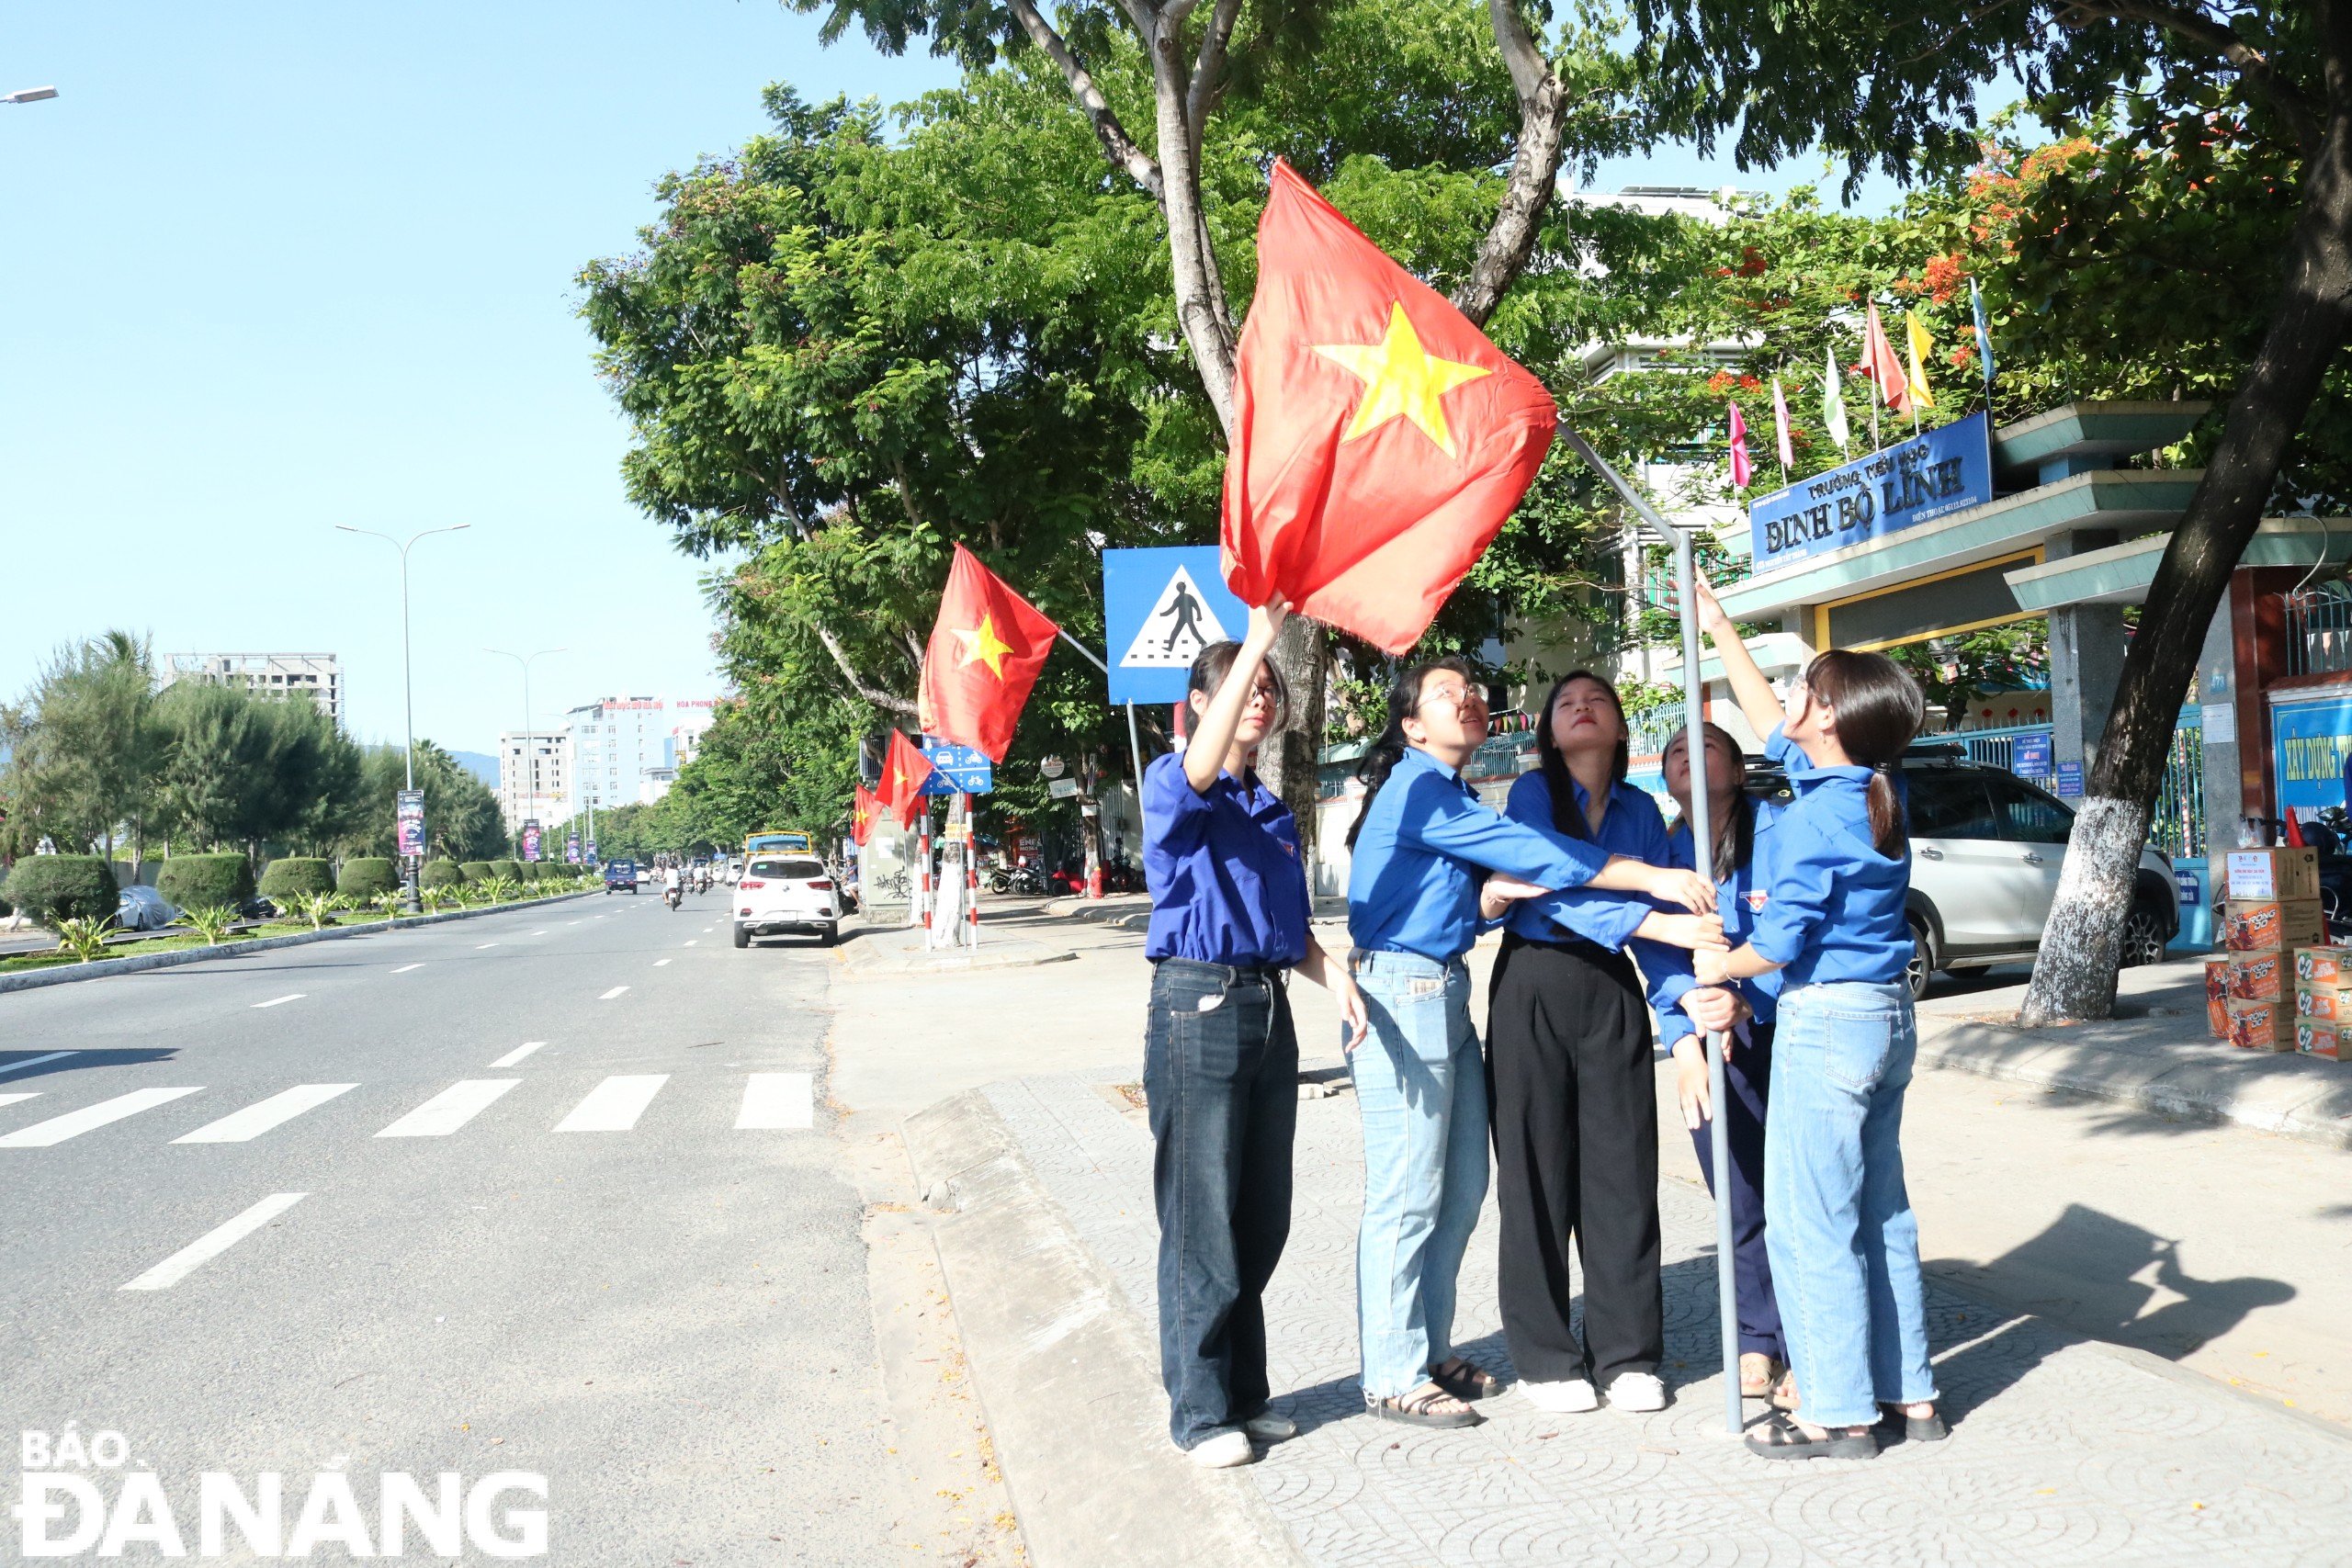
[487,647,565,855]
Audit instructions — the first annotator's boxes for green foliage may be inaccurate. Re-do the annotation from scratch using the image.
[154,852,254,911]
[458,861,495,884]
[257,857,335,900]
[476,874,521,904]
[51,914,118,963]
[182,906,239,945]
[289,891,338,931]
[0,631,162,862]
[419,859,465,890]
[336,857,400,899]
[490,859,523,884]
[3,854,119,924]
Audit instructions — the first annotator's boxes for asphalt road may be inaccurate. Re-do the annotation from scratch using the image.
[0,888,911,1564]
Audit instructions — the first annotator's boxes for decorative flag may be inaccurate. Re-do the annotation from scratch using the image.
[877,729,934,829]
[1971,278,1996,389]
[1220,159,1557,654]
[917,543,1059,762]
[851,784,882,847]
[1904,310,1937,410]
[1822,345,1851,453]
[1727,401,1753,489]
[1858,303,1914,415]
[1770,375,1794,468]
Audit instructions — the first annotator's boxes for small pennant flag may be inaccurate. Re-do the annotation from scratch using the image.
[1905,310,1936,411]
[1971,278,1996,388]
[1860,303,1914,415]
[1823,346,1851,454]
[1727,401,1753,489]
[1770,375,1794,468]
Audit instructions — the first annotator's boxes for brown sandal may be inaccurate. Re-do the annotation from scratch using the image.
[1367,1382,1484,1429]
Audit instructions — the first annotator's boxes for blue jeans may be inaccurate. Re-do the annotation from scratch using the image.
[1765,982,1937,1427]
[1144,959,1299,1450]
[1347,949,1487,1402]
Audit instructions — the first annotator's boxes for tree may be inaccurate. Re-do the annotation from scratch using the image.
[1626,0,2352,1021]
[1,632,163,868]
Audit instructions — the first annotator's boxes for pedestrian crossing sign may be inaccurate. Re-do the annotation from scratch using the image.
[1102,546,1250,704]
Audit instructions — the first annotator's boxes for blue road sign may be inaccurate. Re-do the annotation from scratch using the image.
[922,738,993,795]
[1102,546,1250,705]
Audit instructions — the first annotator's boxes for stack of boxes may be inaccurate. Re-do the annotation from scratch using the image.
[2297,946,2351,1060]
[2213,844,2335,1055]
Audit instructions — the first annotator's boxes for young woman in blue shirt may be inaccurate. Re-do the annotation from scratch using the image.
[1691,582,1944,1461]
[1344,658,1713,1429]
[1486,672,1726,1416]
[1141,596,1369,1471]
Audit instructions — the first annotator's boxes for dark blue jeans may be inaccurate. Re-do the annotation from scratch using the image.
[1145,957,1299,1450]
[1688,1022,1785,1363]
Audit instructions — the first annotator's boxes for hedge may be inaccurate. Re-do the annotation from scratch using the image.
[258,857,335,900]
[4,855,119,924]
[155,853,254,911]
[492,859,524,883]
[420,859,466,890]
[337,857,400,899]
[516,862,542,883]
[458,861,495,883]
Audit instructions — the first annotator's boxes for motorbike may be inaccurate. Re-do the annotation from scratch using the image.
[663,882,684,911]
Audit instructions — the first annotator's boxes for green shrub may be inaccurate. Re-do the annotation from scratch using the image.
[154,853,254,911]
[336,857,400,899]
[258,857,335,900]
[4,855,119,924]
[420,859,466,890]
[492,859,524,884]
[514,862,539,883]
[459,861,495,884]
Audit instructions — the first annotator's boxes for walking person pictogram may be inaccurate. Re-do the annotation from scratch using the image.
[1160,578,1207,653]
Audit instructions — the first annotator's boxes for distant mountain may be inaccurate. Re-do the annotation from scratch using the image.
[450,750,501,786]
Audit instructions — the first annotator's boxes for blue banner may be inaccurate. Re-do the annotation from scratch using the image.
[2271,692,2352,815]
[1748,412,1994,572]
[1102,547,1250,705]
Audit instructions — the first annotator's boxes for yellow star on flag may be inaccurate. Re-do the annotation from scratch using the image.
[1313,301,1491,458]
[952,613,1015,680]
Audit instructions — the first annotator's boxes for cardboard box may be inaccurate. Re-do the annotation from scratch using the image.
[2300,1022,2346,1060]
[2301,987,2351,1022]
[2206,958,2231,1038]
[2227,1000,2298,1051]
[2226,846,2321,901]
[2229,952,2287,1002]
[2224,897,2328,953]
[2297,945,2352,987]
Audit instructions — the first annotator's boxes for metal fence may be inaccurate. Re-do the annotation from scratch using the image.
[1937,717,2206,858]
[2286,580,2352,678]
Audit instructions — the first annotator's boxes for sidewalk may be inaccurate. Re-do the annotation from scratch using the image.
[910,1068,2352,1568]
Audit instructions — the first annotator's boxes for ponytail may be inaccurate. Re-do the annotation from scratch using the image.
[1804,649,1925,858]
[1867,763,1907,860]
[1346,657,1474,851]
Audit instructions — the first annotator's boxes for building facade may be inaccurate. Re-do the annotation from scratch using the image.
[162,652,344,725]
[497,729,572,837]
[560,697,719,818]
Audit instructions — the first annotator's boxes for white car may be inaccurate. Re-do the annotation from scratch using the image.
[733,854,842,947]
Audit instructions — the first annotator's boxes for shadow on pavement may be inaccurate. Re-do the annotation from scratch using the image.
[0,1048,180,1084]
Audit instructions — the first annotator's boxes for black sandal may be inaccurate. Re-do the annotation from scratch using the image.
[1879,1403,1949,1442]
[1431,1359,1504,1402]
[1745,1412,1877,1461]
[1367,1383,1484,1429]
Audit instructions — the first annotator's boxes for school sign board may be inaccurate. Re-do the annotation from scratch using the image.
[2271,689,2352,816]
[1748,412,1995,572]
[1102,547,1250,704]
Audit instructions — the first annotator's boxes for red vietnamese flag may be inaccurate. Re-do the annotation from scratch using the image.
[917,544,1059,762]
[877,730,934,829]
[1858,303,1915,416]
[850,784,883,847]
[1221,160,1557,654]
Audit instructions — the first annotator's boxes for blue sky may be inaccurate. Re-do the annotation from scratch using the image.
[0,3,1893,755]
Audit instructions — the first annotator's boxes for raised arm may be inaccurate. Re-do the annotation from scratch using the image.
[1183,596,1289,794]
[1696,573,1789,744]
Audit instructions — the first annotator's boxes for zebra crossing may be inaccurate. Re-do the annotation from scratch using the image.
[0,1069,816,1150]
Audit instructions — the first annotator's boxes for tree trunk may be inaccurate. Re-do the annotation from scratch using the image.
[1146,20,1238,430]
[2020,96,2352,1026]
[1256,618,1327,870]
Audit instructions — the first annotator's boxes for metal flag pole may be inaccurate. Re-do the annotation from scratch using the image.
[1057,626,1148,792]
[1557,424,1744,1440]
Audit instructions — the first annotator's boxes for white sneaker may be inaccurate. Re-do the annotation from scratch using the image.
[1520,1378,1600,1413]
[1607,1372,1668,1412]
[1188,1430,1256,1468]
[1243,1411,1297,1442]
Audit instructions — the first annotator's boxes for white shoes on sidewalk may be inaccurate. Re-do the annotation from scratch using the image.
[1521,1378,1600,1413]
[1244,1411,1298,1441]
[1607,1372,1668,1412]
[1190,1431,1256,1468]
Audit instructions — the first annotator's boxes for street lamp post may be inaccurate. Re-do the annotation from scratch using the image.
[338,523,471,911]
[3,86,60,105]
[487,647,564,860]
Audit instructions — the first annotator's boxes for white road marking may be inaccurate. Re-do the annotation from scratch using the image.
[391,964,424,974]
[475,942,498,950]
[252,994,304,1010]
[532,930,548,936]
[0,1087,206,1148]
[598,986,628,1000]
[683,941,696,948]
[174,1084,356,1144]
[0,1092,40,1110]
[0,1051,77,1081]
[375,1079,519,1138]
[119,1193,307,1292]
[703,927,715,933]
[737,1073,814,1130]
[653,959,672,967]
[490,1041,546,1068]
[554,1074,669,1133]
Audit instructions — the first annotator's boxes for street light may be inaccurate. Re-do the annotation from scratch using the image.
[3,86,59,105]
[338,523,471,910]
[486,647,564,860]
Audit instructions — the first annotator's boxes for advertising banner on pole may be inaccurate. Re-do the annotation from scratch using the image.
[566,831,582,863]
[522,820,541,862]
[1747,412,1994,573]
[395,790,426,859]
[1102,546,1250,704]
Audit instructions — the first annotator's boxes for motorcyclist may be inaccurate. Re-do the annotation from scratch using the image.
[663,863,684,909]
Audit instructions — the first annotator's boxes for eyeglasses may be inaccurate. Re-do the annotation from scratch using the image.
[1419,685,1487,714]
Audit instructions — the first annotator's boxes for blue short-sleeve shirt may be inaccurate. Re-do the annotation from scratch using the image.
[1141,751,1311,966]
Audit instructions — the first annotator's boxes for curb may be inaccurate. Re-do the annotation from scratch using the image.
[902,1090,1312,1568]
[0,890,597,997]
[1040,895,1154,932]
[1917,1012,2352,1151]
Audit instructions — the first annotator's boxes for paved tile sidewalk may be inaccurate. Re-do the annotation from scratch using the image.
[981,1073,2352,1568]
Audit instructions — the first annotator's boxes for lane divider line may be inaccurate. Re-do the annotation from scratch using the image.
[654,959,672,967]
[475,942,499,951]
[0,1087,206,1148]
[489,1041,547,1068]
[374,1079,520,1138]
[119,1192,308,1292]
[252,994,304,1010]
[391,964,424,974]
[683,941,696,948]
[0,1051,78,1081]
[174,1084,356,1145]
[598,986,629,1001]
